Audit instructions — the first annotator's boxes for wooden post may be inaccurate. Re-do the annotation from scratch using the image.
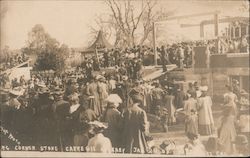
[246,25,249,36]
[214,13,219,53]
[152,22,157,66]
[233,27,235,38]
[214,13,219,37]
[229,24,231,40]
[95,47,100,64]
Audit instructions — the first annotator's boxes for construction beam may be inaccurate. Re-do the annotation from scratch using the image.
[155,10,220,22]
[180,24,200,27]
[201,17,249,26]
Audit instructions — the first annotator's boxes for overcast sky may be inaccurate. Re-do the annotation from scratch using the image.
[1,0,248,49]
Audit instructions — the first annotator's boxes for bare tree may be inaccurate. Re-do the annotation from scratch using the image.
[104,0,147,47]
[140,2,176,45]
[239,0,249,12]
[89,0,176,47]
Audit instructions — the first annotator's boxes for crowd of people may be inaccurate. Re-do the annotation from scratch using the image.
[0,52,29,73]
[82,42,194,75]
[219,35,249,54]
[0,63,249,156]
[0,31,249,156]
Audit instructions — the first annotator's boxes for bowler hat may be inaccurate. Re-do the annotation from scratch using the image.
[89,121,108,129]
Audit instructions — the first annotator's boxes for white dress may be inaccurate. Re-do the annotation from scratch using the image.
[197,96,214,135]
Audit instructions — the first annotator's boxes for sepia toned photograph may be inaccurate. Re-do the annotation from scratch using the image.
[0,0,249,157]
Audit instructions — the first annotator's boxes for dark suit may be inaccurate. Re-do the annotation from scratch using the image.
[123,104,149,154]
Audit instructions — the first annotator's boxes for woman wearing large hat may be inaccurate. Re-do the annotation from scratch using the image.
[87,121,112,153]
[102,94,122,148]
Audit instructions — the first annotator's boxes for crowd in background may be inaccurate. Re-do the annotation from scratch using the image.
[80,34,249,76]
[0,52,29,73]
[219,35,249,54]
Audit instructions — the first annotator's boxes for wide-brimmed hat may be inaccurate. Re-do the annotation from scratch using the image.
[95,75,104,81]
[199,86,208,92]
[106,94,122,107]
[89,121,108,129]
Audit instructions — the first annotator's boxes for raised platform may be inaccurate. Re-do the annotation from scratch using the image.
[142,65,177,81]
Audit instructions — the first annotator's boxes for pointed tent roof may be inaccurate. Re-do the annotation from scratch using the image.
[87,30,113,50]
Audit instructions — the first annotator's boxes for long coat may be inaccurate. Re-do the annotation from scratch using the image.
[53,99,70,148]
[63,105,84,146]
[86,82,101,117]
[103,108,122,148]
[123,104,149,154]
[33,96,55,146]
[97,82,108,109]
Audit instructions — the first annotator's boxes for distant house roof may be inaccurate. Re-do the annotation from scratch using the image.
[83,30,113,54]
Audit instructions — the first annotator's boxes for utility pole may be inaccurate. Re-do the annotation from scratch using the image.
[152,22,157,66]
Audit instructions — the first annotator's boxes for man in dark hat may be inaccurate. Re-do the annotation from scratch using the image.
[11,94,34,145]
[123,89,149,154]
[63,94,84,146]
[33,86,55,146]
[51,88,70,149]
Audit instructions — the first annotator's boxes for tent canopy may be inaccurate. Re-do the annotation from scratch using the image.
[84,30,113,53]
